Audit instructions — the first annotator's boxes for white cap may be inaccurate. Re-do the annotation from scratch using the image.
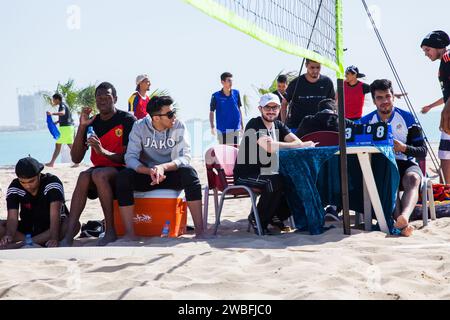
[259,93,281,107]
[136,74,149,85]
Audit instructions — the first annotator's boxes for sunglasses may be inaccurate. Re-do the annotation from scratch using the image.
[262,105,281,111]
[153,109,177,119]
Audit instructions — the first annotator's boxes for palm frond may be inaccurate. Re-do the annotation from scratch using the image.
[77,85,97,114]
[55,79,79,112]
[41,93,53,108]
[253,70,297,98]
[149,89,170,99]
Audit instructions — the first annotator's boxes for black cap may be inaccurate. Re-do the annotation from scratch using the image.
[345,65,366,79]
[15,157,44,179]
[318,99,337,112]
[421,30,450,49]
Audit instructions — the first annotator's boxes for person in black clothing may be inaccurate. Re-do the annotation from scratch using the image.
[0,157,77,249]
[272,74,288,122]
[282,59,335,129]
[295,99,354,139]
[421,30,450,183]
[234,93,316,235]
[46,93,76,167]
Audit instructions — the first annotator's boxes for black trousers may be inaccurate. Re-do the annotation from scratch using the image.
[116,167,202,207]
[236,174,291,228]
[218,131,240,146]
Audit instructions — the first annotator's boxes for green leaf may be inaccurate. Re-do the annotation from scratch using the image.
[149,89,170,99]
[77,85,97,113]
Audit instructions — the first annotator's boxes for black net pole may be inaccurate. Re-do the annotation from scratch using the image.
[337,79,351,235]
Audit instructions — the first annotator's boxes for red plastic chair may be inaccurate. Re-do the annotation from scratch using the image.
[203,145,265,235]
[301,131,339,146]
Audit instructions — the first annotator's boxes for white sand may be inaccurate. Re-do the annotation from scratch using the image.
[1,161,450,300]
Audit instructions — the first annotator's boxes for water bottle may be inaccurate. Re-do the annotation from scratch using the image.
[161,220,170,238]
[87,126,95,139]
[23,234,33,248]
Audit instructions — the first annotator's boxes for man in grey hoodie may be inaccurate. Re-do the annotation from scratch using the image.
[116,96,205,240]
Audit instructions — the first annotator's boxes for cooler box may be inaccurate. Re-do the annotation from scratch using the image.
[113,190,187,238]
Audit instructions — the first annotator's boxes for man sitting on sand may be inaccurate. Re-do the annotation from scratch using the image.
[0,157,77,249]
[60,82,136,247]
[360,79,427,237]
[234,93,316,235]
[116,96,205,240]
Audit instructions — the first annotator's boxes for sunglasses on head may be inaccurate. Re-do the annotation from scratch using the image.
[153,109,177,119]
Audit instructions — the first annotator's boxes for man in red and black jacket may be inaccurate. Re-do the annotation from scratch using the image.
[60,82,136,247]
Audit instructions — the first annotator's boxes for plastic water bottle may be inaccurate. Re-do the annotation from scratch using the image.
[87,126,95,139]
[161,221,170,238]
[23,234,33,248]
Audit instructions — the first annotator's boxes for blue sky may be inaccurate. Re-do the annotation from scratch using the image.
[0,0,449,126]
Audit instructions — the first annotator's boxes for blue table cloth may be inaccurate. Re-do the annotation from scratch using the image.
[279,146,400,235]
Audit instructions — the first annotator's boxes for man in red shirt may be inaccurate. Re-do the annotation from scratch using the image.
[343,66,370,121]
[343,66,406,121]
[60,82,136,247]
[128,74,151,120]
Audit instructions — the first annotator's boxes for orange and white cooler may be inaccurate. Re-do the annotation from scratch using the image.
[113,190,187,238]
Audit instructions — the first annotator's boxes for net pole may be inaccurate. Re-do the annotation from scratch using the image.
[335,0,351,235]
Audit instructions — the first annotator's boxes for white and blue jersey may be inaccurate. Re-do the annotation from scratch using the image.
[359,107,427,161]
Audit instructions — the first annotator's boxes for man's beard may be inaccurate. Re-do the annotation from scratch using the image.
[380,108,393,115]
[262,114,277,122]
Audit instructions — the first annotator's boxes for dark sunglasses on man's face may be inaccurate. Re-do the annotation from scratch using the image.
[262,105,280,112]
[154,109,177,119]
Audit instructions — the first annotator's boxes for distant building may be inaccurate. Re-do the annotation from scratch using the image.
[18,91,50,130]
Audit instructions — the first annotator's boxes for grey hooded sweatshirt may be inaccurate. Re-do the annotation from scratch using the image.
[125,117,191,170]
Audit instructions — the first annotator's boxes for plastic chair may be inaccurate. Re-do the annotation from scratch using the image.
[417,158,437,226]
[203,145,265,236]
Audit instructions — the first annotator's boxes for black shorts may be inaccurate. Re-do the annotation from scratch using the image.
[85,166,125,200]
[17,204,69,237]
[397,160,423,190]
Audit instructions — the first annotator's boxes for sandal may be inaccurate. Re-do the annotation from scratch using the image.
[270,216,292,232]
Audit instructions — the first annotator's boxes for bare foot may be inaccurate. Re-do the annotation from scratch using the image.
[194,232,214,240]
[71,163,80,168]
[96,233,118,247]
[394,215,409,229]
[401,225,414,237]
[45,163,54,168]
[1,242,25,250]
[395,215,414,237]
[59,238,74,247]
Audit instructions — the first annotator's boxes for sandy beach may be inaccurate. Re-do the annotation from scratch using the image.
[1,159,450,300]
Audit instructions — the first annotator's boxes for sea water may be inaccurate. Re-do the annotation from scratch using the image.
[0,112,441,166]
